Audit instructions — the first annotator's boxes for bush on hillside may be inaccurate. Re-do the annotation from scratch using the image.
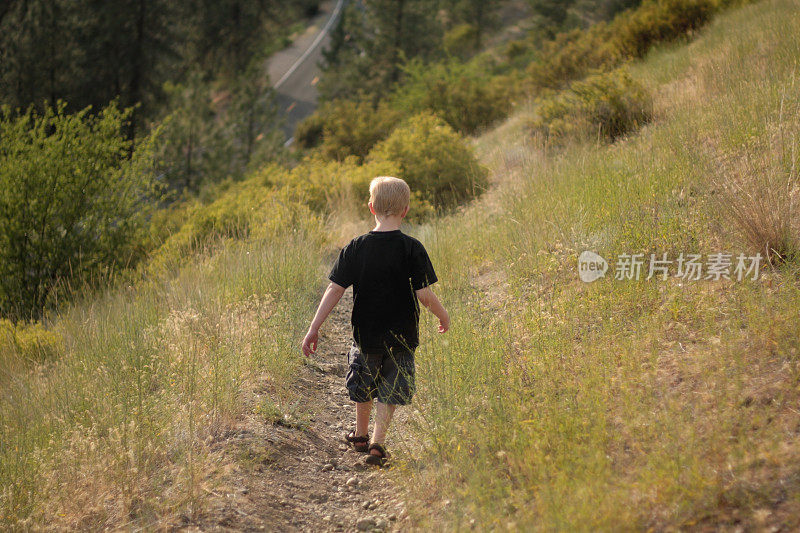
[294,99,404,162]
[294,111,326,150]
[527,0,718,90]
[147,152,416,272]
[391,58,517,135]
[0,319,63,365]
[147,120,476,270]
[527,69,652,143]
[145,167,326,274]
[0,101,160,320]
[615,0,716,58]
[368,112,488,210]
[269,155,399,214]
[526,25,622,90]
[443,23,480,58]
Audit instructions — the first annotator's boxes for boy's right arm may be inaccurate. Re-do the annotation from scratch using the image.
[415,286,450,333]
[302,282,346,356]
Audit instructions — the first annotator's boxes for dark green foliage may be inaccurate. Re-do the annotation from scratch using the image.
[321,1,510,101]
[564,0,643,28]
[0,0,182,137]
[392,58,518,134]
[443,24,482,58]
[528,69,652,142]
[156,68,284,192]
[318,4,370,101]
[320,0,447,100]
[0,102,160,319]
[156,74,228,192]
[294,112,327,151]
[527,0,718,90]
[191,0,281,77]
[294,100,404,162]
[0,0,315,142]
[527,0,642,32]
[0,2,75,110]
[614,0,715,57]
[529,0,573,28]
[441,0,507,53]
[188,0,321,77]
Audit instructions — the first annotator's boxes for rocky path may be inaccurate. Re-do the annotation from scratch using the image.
[192,290,410,532]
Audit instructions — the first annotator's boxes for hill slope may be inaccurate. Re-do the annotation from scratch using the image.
[401,0,800,529]
[2,0,799,530]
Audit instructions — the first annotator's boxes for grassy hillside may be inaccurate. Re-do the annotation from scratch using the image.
[0,235,325,527]
[400,0,800,529]
[1,0,799,529]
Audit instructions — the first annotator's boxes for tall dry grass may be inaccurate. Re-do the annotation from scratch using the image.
[388,0,800,529]
[710,86,800,263]
[0,234,325,529]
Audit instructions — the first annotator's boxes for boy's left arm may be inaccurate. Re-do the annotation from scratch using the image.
[416,286,450,333]
[301,282,346,356]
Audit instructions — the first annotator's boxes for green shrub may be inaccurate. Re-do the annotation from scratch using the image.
[263,153,437,221]
[145,165,326,273]
[528,69,652,142]
[294,99,404,162]
[615,0,716,58]
[0,319,62,365]
[503,39,537,69]
[443,23,479,58]
[368,112,488,210]
[392,58,516,135]
[0,101,160,319]
[527,25,622,90]
[270,155,398,213]
[527,0,718,90]
[294,110,326,150]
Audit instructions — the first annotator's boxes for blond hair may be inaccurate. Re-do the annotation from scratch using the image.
[369,176,410,216]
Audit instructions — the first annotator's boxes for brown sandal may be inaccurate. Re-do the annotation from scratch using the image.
[346,430,370,453]
[365,443,390,467]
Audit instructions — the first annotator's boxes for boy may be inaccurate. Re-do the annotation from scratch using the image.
[301,176,450,466]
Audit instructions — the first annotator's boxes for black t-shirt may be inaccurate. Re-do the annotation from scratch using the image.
[328,229,438,352]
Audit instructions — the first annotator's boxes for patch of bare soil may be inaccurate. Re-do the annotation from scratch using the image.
[188,290,411,532]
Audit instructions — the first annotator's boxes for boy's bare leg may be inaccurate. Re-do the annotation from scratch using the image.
[371,401,396,453]
[355,400,373,437]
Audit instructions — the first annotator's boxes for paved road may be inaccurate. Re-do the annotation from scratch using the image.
[267,0,345,145]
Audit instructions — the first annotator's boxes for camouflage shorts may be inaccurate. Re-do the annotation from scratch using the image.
[345,344,415,405]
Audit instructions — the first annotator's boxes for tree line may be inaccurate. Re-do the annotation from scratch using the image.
[320,0,642,101]
[0,0,319,319]
[0,0,318,139]
[0,0,645,319]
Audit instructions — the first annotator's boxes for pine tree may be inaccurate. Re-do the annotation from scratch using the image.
[320,0,444,100]
[443,0,506,51]
[0,1,76,110]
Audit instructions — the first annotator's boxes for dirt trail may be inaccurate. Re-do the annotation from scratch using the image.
[192,290,409,532]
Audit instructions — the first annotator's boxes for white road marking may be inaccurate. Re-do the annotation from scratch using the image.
[273,0,345,90]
